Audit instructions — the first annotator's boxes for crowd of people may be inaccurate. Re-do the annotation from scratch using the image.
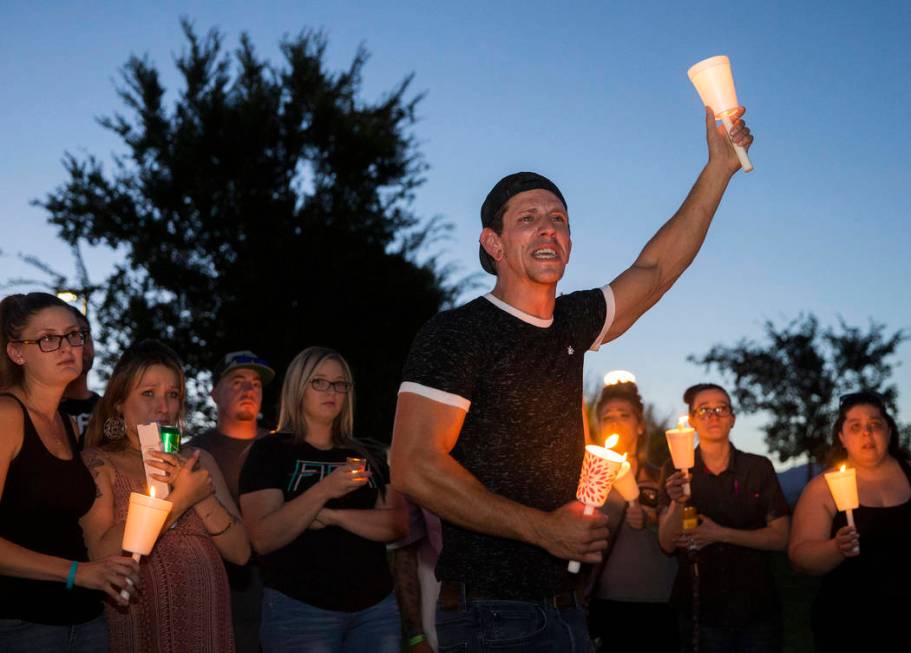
[1,105,907,653]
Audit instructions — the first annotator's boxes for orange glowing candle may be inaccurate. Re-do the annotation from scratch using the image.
[666,415,696,496]
[568,434,626,573]
[824,464,860,553]
[119,486,173,599]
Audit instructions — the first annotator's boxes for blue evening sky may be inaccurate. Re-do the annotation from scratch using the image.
[2,2,909,466]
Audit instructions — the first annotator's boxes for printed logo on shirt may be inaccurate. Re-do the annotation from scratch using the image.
[286,460,377,492]
[567,345,575,355]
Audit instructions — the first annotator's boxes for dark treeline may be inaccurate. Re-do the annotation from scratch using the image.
[36,20,462,437]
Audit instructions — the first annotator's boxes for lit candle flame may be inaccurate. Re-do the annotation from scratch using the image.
[150,486,156,499]
[839,464,846,473]
[603,433,620,449]
[677,415,690,430]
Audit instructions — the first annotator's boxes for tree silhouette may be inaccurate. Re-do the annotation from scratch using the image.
[37,20,460,437]
[690,314,907,479]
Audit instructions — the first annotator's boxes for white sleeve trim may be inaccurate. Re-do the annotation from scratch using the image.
[589,285,616,352]
[398,382,471,412]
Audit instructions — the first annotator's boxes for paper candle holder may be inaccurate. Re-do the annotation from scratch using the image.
[666,416,695,495]
[568,444,626,573]
[688,55,753,172]
[613,461,639,503]
[824,465,860,554]
[119,491,173,599]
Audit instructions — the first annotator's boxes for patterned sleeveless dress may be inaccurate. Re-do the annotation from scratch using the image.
[89,449,234,653]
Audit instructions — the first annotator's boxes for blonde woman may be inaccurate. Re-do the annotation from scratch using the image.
[240,346,407,653]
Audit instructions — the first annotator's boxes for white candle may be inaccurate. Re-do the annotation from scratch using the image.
[568,443,626,573]
[119,489,173,599]
[666,415,696,496]
[824,464,860,553]
[688,55,753,172]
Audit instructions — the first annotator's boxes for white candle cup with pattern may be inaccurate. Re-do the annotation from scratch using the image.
[568,445,626,573]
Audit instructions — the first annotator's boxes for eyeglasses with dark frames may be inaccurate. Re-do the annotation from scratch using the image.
[12,329,87,353]
[310,378,352,393]
[694,406,733,418]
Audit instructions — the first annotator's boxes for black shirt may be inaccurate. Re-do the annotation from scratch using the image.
[189,429,263,505]
[238,434,393,612]
[0,393,103,624]
[400,289,612,599]
[59,392,100,450]
[662,445,789,627]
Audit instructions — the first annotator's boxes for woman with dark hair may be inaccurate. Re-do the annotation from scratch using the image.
[789,390,911,650]
[587,378,678,652]
[80,339,250,652]
[0,293,139,652]
[240,346,407,653]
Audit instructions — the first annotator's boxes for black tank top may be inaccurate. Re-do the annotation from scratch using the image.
[0,393,102,624]
[812,458,911,649]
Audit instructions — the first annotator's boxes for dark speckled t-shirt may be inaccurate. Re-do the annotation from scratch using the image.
[400,289,613,599]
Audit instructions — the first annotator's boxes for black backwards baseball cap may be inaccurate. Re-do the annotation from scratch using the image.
[213,350,275,386]
[478,172,567,275]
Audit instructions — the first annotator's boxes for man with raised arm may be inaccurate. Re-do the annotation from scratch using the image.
[391,107,753,651]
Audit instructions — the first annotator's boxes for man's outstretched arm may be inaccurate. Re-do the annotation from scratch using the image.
[390,392,608,564]
[603,107,753,343]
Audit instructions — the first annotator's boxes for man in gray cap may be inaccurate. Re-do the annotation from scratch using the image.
[391,108,753,650]
[190,350,275,653]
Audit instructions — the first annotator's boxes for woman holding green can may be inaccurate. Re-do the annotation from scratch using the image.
[82,339,250,652]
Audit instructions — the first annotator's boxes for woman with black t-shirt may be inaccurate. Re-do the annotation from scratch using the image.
[0,293,139,652]
[240,346,407,652]
[789,391,911,651]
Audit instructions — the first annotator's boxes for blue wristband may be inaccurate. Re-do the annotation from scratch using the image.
[66,561,78,590]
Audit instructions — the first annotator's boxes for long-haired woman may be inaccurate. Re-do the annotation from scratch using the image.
[81,339,249,652]
[587,379,678,651]
[0,293,139,652]
[240,346,407,652]
[789,390,911,650]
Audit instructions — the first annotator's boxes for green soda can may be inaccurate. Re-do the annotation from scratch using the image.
[159,425,181,454]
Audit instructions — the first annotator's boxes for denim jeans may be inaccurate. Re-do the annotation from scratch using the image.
[0,614,107,653]
[261,587,400,653]
[435,592,592,652]
[679,612,782,653]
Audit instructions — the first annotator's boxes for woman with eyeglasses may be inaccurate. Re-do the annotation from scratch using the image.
[587,379,678,652]
[789,391,911,650]
[0,293,139,652]
[659,383,789,653]
[240,346,407,652]
[80,339,250,652]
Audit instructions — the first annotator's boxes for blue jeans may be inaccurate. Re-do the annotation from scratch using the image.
[0,614,107,653]
[679,613,782,653]
[436,593,592,652]
[261,587,400,653]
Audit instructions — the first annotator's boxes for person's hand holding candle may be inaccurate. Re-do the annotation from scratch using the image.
[688,55,754,173]
[666,416,696,496]
[568,435,626,572]
[824,464,860,554]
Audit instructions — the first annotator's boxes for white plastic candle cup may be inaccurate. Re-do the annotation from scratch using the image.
[613,461,640,503]
[824,466,860,553]
[122,492,173,556]
[687,55,753,172]
[568,445,626,573]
